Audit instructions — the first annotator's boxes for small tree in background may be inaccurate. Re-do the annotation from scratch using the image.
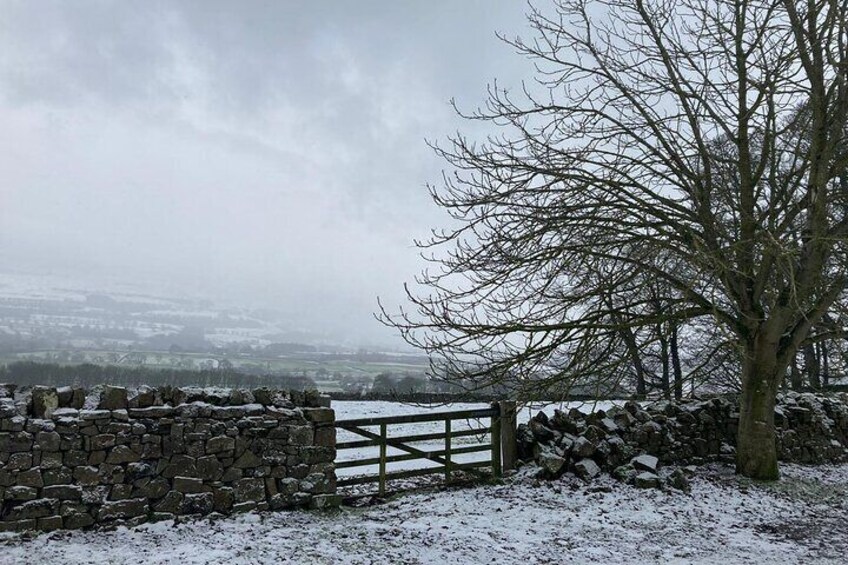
[381,0,848,479]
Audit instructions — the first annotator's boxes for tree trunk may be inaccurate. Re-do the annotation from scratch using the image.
[736,343,782,480]
[804,343,821,389]
[670,323,683,401]
[621,327,647,397]
[822,342,829,387]
[790,357,802,391]
[658,325,670,399]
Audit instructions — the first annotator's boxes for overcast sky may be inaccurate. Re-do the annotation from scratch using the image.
[0,1,533,345]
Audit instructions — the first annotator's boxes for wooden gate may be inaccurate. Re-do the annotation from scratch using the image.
[335,401,516,495]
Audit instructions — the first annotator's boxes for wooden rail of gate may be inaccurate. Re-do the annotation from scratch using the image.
[335,401,516,495]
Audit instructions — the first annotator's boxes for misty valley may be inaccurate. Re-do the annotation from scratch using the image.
[0,272,434,396]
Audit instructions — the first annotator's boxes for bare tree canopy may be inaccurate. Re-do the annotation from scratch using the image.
[381,0,848,479]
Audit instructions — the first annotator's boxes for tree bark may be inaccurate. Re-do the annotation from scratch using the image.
[822,342,829,387]
[621,326,647,397]
[670,323,683,401]
[736,345,781,480]
[790,357,802,391]
[658,324,671,399]
[804,343,821,389]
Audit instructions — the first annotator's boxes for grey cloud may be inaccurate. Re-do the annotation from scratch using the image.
[0,0,533,344]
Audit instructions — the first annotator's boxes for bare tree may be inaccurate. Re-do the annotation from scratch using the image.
[381,0,848,479]
[787,312,848,389]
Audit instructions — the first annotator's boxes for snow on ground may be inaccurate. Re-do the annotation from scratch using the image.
[2,463,847,565]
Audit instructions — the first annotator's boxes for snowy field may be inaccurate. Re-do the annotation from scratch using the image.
[2,462,847,564]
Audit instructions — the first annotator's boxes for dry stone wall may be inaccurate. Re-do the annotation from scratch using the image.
[0,384,336,533]
[518,391,848,487]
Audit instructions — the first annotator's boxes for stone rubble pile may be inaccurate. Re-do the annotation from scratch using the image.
[0,384,337,533]
[517,391,848,489]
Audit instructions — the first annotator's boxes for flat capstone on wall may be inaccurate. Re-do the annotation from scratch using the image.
[0,384,337,533]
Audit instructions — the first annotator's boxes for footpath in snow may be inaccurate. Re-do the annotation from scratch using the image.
[1,462,847,564]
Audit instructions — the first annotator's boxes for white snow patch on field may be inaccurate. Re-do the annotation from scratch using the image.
[332,399,622,423]
[2,463,847,564]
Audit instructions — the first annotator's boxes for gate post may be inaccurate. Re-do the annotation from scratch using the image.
[498,400,517,473]
[445,419,453,482]
[379,423,387,496]
[490,404,502,478]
